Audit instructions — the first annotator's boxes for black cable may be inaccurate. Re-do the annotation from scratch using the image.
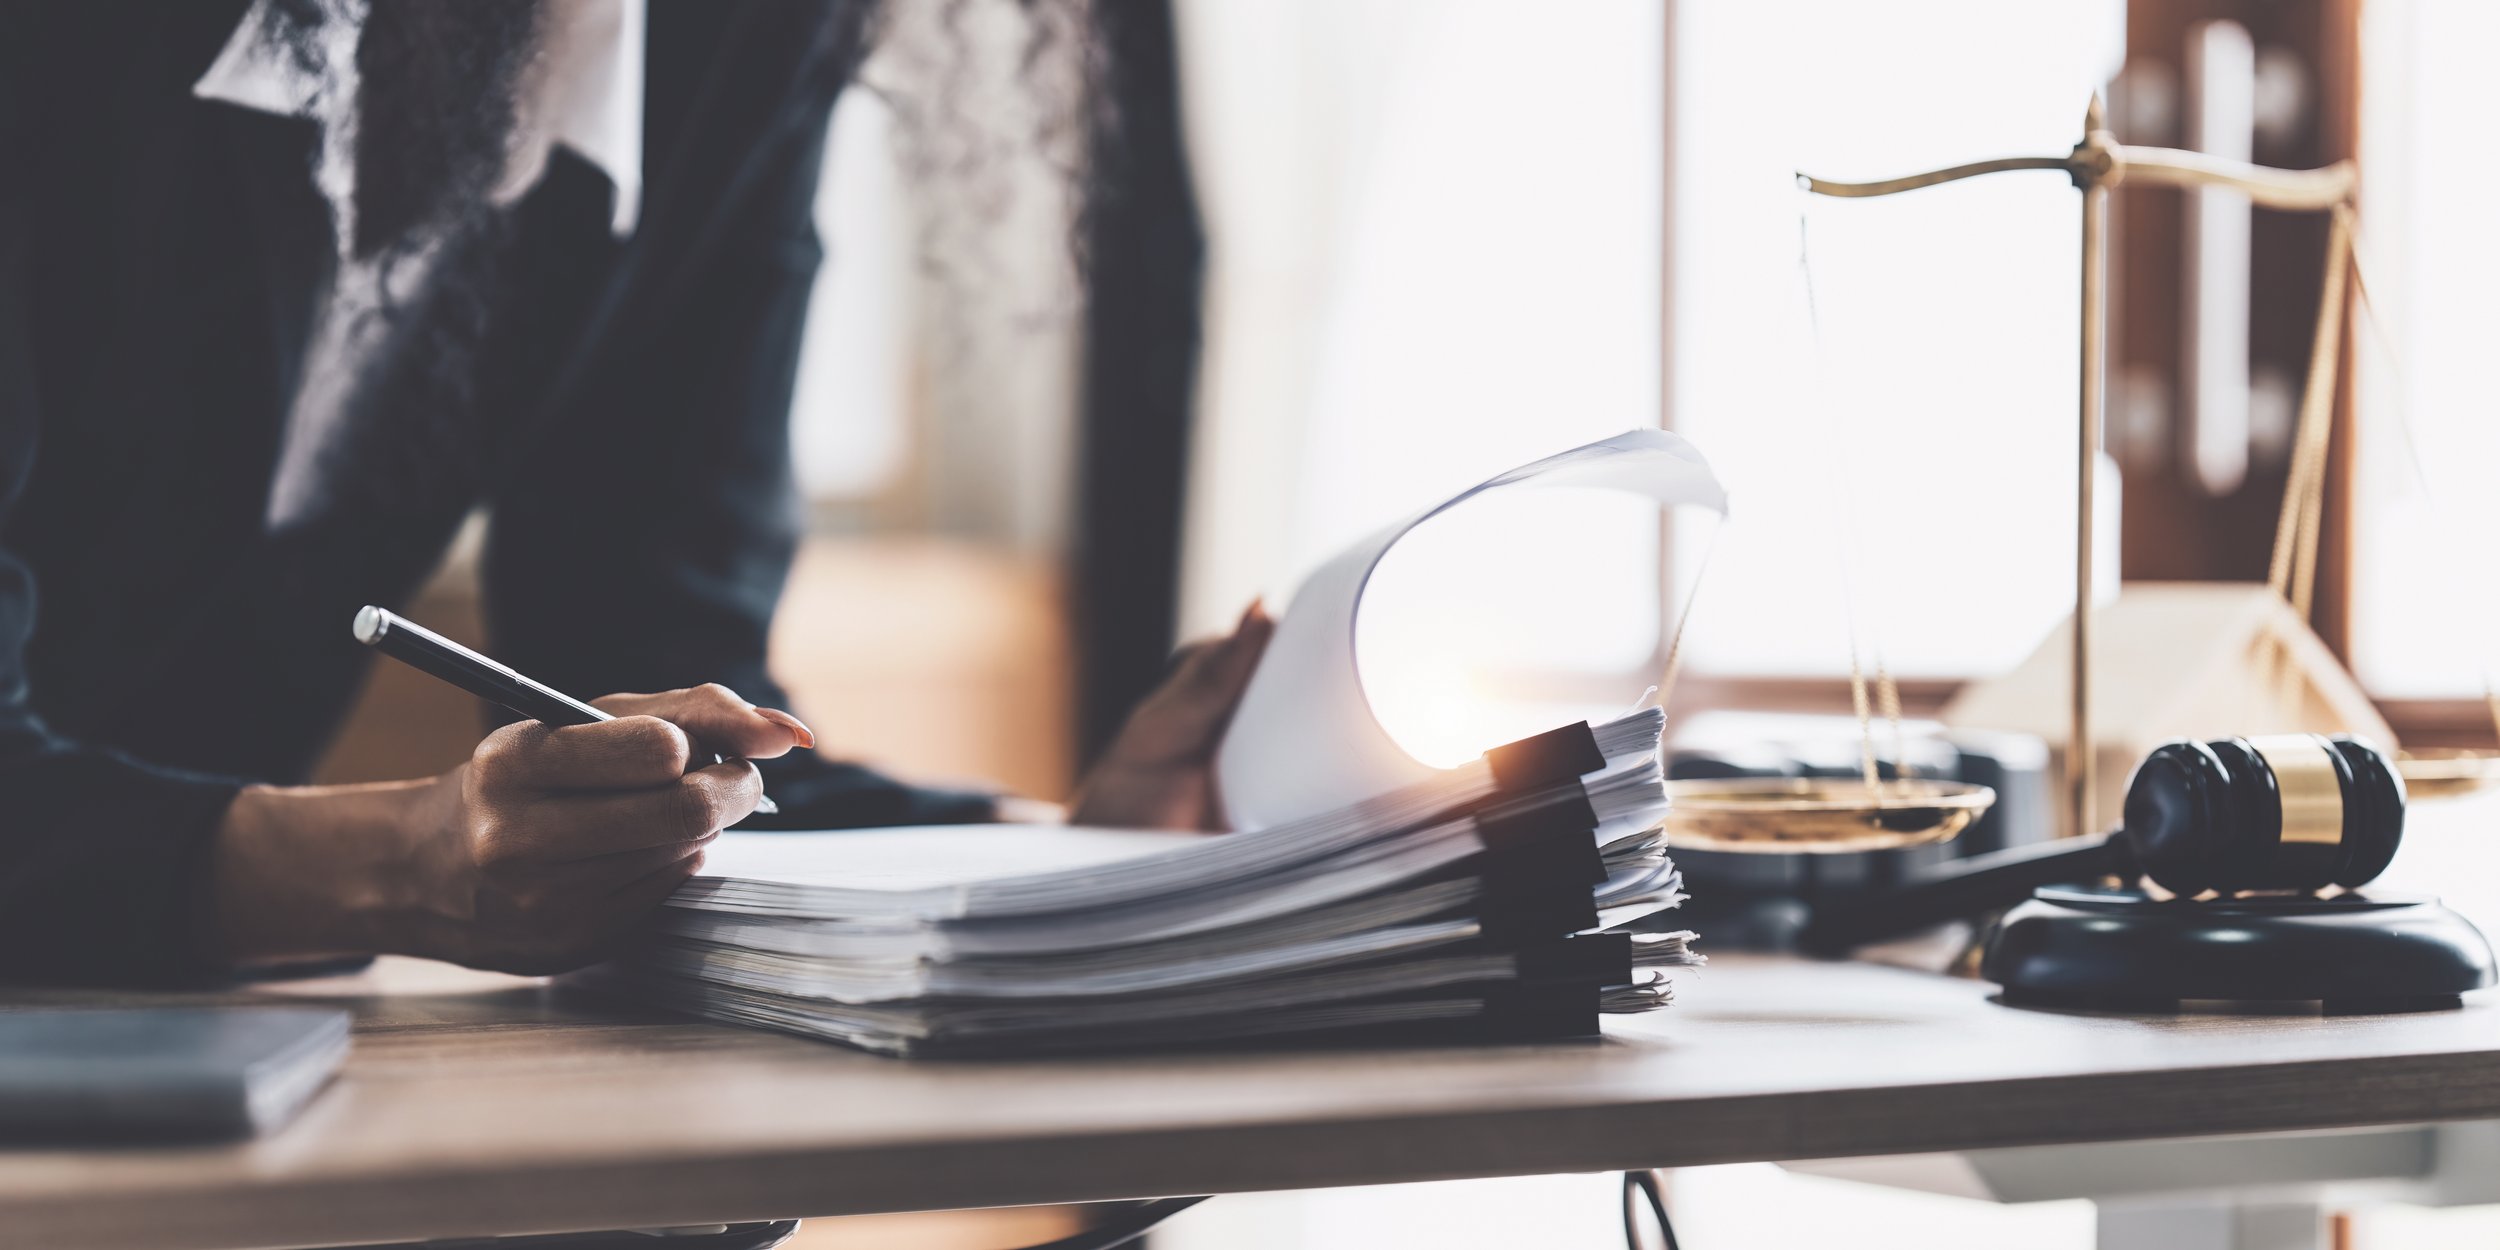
[1002,1197,1211,1250]
[1622,1170,1683,1250]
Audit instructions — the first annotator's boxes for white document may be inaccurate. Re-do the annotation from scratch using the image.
[693,824,1188,894]
[1215,428,1728,831]
[669,728,1668,923]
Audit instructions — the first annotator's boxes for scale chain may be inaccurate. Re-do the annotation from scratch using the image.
[1794,205,1909,794]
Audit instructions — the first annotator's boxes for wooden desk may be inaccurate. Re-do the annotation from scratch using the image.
[6,949,2500,1250]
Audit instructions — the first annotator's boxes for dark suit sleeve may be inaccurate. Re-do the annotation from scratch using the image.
[480,32,994,830]
[0,38,248,986]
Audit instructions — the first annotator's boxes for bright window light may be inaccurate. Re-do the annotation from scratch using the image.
[789,87,915,502]
[1357,487,1669,767]
[1669,0,2124,678]
[2353,0,2500,698]
[1179,0,1668,763]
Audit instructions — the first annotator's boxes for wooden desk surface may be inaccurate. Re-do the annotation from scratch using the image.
[8,947,2500,1250]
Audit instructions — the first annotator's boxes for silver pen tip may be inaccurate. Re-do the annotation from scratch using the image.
[352,605,387,645]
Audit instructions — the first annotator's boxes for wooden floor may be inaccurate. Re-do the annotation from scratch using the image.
[7,950,2500,1250]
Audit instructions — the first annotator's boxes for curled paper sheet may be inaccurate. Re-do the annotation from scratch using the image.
[1216,429,1730,831]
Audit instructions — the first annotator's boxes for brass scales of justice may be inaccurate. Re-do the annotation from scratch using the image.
[1660,96,2500,858]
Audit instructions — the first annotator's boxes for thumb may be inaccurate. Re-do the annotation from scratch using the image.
[1122,600,1274,759]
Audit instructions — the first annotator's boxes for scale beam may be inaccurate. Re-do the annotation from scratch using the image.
[1800,147,2354,212]
[2113,146,2355,209]
[1800,156,2071,198]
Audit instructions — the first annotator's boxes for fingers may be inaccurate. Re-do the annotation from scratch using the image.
[595,684,814,760]
[1187,598,1273,711]
[473,717,694,793]
[1116,600,1275,763]
[471,683,810,796]
[609,846,709,906]
[426,685,793,976]
[479,760,762,861]
[581,850,713,949]
[467,848,709,977]
[509,832,716,895]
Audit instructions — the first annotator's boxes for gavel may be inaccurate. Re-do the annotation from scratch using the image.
[1802,734,2407,952]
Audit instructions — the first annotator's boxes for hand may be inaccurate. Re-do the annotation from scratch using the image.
[1069,601,1273,830]
[211,684,813,975]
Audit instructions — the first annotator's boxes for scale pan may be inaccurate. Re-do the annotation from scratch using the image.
[2396,748,2500,802]
[1662,778,1996,853]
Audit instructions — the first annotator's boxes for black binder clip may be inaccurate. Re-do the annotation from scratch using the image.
[1475,785,1606,943]
[1515,932,1635,985]
[1479,981,1604,1040]
[1485,722,1607,794]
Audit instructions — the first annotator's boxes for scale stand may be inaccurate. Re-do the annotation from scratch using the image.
[1663,103,2375,864]
[1785,103,2500,1014]
[1985,884,2496,1014]
[1799,95,2359,846]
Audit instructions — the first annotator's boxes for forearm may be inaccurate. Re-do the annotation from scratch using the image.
[207,778,451,966]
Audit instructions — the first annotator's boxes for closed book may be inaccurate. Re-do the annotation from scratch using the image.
[0,1007,350,1140]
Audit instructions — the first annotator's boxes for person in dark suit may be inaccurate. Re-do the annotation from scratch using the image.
[0,0,1266,986]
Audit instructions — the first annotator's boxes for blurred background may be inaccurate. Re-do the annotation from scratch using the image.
[308,0,2500,1245]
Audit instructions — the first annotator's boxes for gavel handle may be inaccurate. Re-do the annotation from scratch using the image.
[1799,832,2130,955]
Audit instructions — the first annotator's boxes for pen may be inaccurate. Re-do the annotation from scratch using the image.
[351,605,780,816]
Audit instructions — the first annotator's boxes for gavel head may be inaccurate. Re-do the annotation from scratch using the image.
[2120,735,2406,896]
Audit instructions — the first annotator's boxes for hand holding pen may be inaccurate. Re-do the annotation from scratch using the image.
[353,607,795,816]
[219,607,814,975]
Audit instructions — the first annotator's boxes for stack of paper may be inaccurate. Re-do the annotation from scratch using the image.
[589,711,1695,1054]
[589,432,1725,1055]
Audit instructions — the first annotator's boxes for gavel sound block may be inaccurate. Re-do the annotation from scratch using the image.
[1805,735,2498,1012]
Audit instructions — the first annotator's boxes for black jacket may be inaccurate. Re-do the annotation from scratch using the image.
[0,0,992,986]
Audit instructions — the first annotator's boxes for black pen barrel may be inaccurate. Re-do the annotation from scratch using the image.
[353,606,608,726]
[352,605,780,816]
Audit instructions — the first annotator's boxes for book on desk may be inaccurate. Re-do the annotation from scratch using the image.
[0,1007,348,1140]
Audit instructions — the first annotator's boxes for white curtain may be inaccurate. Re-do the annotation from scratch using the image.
[1172,0,1668,620]
[1668,1,2125,677]
[791,1,1087,556]
[1173,0,1669,743]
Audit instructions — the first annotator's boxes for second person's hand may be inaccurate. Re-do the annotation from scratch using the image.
[1068,601,1274,831]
